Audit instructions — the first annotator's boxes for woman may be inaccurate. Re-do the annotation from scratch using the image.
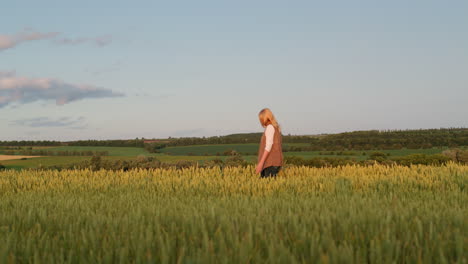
[256,108,283,178]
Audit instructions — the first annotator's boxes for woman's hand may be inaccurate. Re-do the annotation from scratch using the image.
[255,163,263,174]
[256,150,269,174]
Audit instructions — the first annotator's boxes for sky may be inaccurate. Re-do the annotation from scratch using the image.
[1,0,467,140]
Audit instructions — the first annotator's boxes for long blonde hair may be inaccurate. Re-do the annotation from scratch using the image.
[258,108,281,132]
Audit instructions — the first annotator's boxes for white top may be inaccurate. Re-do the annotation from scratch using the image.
[265,124,275,152]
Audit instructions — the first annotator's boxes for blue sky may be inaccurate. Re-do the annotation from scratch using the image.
[1,0,467,140]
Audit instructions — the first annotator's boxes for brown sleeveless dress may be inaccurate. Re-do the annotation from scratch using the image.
[258,126,283,169]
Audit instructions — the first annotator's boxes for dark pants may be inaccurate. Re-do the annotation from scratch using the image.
[261,166,281,178]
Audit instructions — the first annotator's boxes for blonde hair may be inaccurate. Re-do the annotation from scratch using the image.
[258,108,281,131]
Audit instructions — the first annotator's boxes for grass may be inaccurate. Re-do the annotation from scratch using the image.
[31,146,158,156]
[0,164,466,263]
[0,155,225,170]
[0,146,154,156]
[0,156,89,169]
[159,144,448,158]
[285,147,448,161]
[0,156,122,169]
[159,143,310,156]
[0,145,455,170]
[159,144,259,155]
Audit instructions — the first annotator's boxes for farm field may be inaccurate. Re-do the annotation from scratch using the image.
[36,146,158,156]
[0,145,457,170]
[0,155,225,170]
[0,155,42,161]
[0,164,466,263]
[155,145,449,157]
[0,146,159,156]
[284,147,450,160]
[0,156,114,170]
[158,143,310,156]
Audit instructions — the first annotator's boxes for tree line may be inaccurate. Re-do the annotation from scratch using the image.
[1,128,466,150]
[305,128,467,150]
[1,149,109,157]
[0,141,62,146]
[139,128,468,150]
[67,139,145,148]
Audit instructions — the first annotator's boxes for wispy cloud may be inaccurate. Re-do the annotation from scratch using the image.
[0,29,114,51]
[0,29,59,51]
[11,116,87,129]
[55,35,113,47]
[0,71,124,108]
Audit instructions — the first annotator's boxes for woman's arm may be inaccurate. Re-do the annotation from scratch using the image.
[256,150,270,173]
[256,125,275,173]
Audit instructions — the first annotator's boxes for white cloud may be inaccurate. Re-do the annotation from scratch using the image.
[0,29,114,51]
[0,29,59,51]
[55,35,113,47]
[0,71,124,108]
[11,116,87,129]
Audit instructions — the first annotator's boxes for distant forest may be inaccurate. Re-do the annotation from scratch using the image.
[142,128,468,151]
[304,128,467,150]
[1,128,467,151]
[0,139,144,148]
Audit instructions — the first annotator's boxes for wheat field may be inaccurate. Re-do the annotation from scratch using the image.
[0,164,467,263]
